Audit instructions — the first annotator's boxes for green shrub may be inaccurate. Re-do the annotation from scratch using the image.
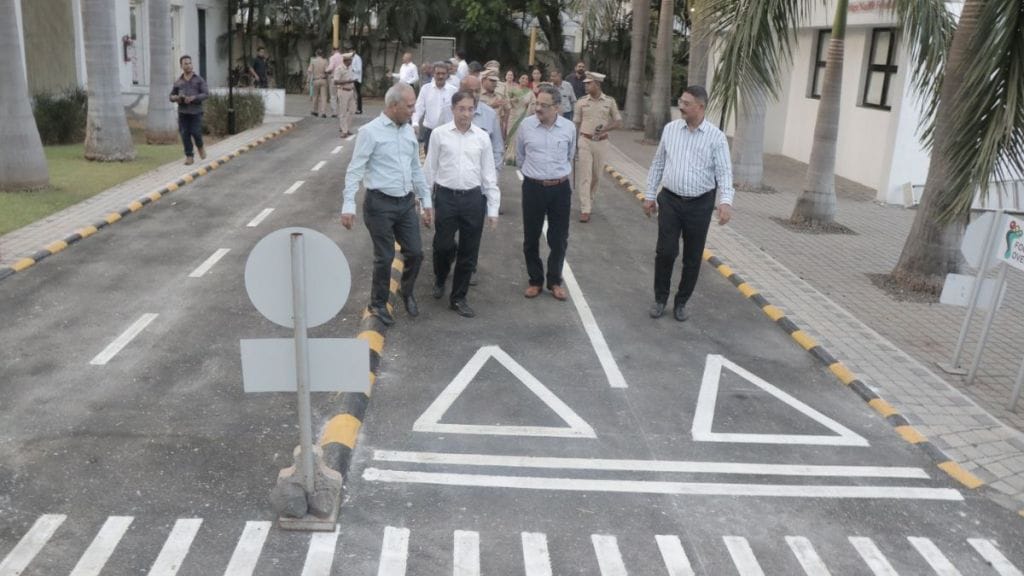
[32,87,87,145]
[203,92,265,137]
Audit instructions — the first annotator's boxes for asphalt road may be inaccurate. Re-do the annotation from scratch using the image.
[0,108,1022,575]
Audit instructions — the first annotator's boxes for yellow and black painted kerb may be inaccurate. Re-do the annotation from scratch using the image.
[0,124,296,283]
[319,243,404,478]
[603,164,993,497]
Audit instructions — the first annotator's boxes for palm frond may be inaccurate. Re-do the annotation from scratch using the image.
[939,0,1024,221]
[890,0,955,145]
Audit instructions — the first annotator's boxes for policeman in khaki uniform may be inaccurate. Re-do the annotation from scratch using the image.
[573,71,622,222]
[479,70,510,131]
[308,49,329,117]
[333,52,357,138]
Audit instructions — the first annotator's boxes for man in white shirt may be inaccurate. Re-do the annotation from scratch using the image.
[413,62,457,154]
[393,52,419,89]
[424,90,500,318]
[349,48,364,114]
[454,49,469,80]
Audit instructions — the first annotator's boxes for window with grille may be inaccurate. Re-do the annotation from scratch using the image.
[863,28,898,109]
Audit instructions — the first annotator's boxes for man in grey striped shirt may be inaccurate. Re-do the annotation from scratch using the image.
[643,86,734,321]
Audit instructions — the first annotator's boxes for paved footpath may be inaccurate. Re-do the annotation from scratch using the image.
[604,129,1024,513]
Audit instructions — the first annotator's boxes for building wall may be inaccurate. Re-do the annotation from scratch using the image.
[21,0,78,95]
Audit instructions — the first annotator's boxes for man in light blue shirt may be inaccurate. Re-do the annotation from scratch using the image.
[341,82,433,326]
[516,84,577,301]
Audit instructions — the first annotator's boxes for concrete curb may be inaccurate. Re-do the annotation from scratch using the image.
[603,164,997,498]
[0,123,296,283]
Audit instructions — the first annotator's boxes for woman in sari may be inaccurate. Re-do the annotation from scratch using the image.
[503,70,537,163]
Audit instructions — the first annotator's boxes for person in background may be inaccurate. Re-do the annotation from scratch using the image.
[446,61,461,89]
[169,55,208,166]
[325,46,343,117]
[573,71,621,223]
[307,48,329,118]
[467,61,483,77]
[333,52,357,138]
[568,60,587,99]
[349,46,364,114]
[249,46,269,88]
[394,52,420,89]
[454,49,470,80]
[481,69,511,139]
[412,62,458,155]
[550,69,576,121]
[530,67,543,90]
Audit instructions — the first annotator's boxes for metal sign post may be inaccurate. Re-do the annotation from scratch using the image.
[966,261,1009,384]
[289,233,316,494]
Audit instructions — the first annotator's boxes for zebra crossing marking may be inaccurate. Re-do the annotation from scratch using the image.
[968,538,1024,576]
[69,516,134,576]
[453,530,480,576]
[786,536,832,575]
[147,518,203,576]
[377,526,409,576]
[591,535,628,575]
[521,532,553,576]
[655,534,695,576]
[0,514,66,576]
[848,537,899,575]
[908,537,961,575]
[223,521,271,576]
[723,536,766,576]
[300,526,340,576]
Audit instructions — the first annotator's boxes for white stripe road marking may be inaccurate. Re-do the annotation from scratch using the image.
[331,145,343,154]
[284,180,306,195]
[377,526,409,576]
[967,539,1023,576]
[189,248,231,277]
[591,535,628,576]
[90,313,158,365]
[908,537,962,576]
[246,208,274,227]
[223,521,271,576]
[453,530,480,576]
[655,535,695,576]
[362,468,964,500]
[372,450,929,478]
[346,134,356,141]
[0,514,66,576]
[69,516,134,576]
[723,536,765,576]
[148,518,203,576]
[848,537,898,576]
[516,170,524,181]
[785,536,832,575]
[562,262,628,388]
[301,525,340,576]
[521,532,553,576]
[311,160,326,171]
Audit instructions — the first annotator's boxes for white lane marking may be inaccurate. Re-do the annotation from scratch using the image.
[591,535,628,576]
[346,134,356,141]
[90,313,159,365]
[692,354,870,446]
[377,526,409,576]
[516,170,524,182]
[453,530,480,576]
[301,526,340,576]
[69,516,134,576]
[311,160,326,171]
[562,262,628,388]
[223,521,271,576]
[188,248,231,278]
[147,518,203,576]
[655,535,695,576]
[521,532,553,576]
[246,208,274,227]
[412,345,596,438]
[967,539,1022,576]
[373,450,928,479]
[331,145,343,154]
[848,537,898,576]
[0,514,67,576]
[723,536,765,576]
[284,180,306,195]
[785,536,832,575]
[363,468,964,500]
[908,537,962,576]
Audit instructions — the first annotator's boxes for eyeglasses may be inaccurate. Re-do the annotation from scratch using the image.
[535,103,555,110]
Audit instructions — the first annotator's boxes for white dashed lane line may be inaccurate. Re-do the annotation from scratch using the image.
[89,314,159,366]
[284,181,305,195]
[311,161,326,172]
[246,208,274,228]
[188,249,231,278]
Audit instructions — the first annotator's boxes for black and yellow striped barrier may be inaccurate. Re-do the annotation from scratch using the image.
[0,124,296,283]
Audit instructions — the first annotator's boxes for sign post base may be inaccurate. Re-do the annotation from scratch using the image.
[936,362,969,376]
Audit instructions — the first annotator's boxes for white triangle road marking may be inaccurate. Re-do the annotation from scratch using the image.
[691,355,869,446]
[412,345,597,438]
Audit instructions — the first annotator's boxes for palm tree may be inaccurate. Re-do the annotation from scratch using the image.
[82,0,136,161]
[624,0,651,129]
[0,0,49,190]
[644,0,675,141]
[145,0,177,144]
[688,0,711,87]
[730,88,768,190]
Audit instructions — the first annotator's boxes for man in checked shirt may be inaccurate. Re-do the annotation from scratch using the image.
[643,86,734,322]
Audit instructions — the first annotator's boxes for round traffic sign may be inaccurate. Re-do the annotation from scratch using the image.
[961,211,1000,272]
[244,227,351,329]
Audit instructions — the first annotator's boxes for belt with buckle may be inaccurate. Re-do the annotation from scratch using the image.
[581,133,608,141]
[526,176,569,187]
[437,185,481,196]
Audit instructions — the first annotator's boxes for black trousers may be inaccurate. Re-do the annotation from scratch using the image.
[363,190,423,308]
[522,178,571,288]
[420,126,434,155]
[432,186,486,302]
[178,112,204,157]
[654,189,716,306]
[354,81,363,112]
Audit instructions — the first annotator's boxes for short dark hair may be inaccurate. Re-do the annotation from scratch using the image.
[536,84,561,105]
[456,49,467,59]
[179,55,191,65]
[683,85,709,106]
[315,48,323,57]
[451,90,478,109]
[433,61,448,72]
[468,61,483,73]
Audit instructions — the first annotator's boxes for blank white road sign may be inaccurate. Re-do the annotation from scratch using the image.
[241,338,370,393]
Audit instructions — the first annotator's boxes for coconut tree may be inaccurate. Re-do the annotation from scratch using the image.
[624,0,652,129]
[0,0,49,190]
[730,88,768,190]
[145,0,177,144]
[688,0,711,87]
[644,0,676,141]
[82,0,136,161]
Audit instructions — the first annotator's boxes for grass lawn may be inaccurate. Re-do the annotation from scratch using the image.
[0,133,185,236]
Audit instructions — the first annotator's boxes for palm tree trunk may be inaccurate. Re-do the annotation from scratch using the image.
[891,0,982,292]
[688,0,711,87]
[732,88,767,190]
[624,0,651,130]
[790,2,846,225]
[644,0,675,141]
[146,0,177,144]
[0,0,49,190]
[82,0,136,161]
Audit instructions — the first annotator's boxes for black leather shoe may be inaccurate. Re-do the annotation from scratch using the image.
[649,302,666,319]
[449,299,476,318]
[404,295,419,317]
[369,305,394,326]
[432,282,445,299]
[673,304,689,322]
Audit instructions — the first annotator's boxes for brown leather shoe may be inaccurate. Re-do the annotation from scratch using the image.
[579,213,590,223]
[524,285,542,298]
[550,285,568,301]
[197,147,206,160]
[184,156,194,165]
